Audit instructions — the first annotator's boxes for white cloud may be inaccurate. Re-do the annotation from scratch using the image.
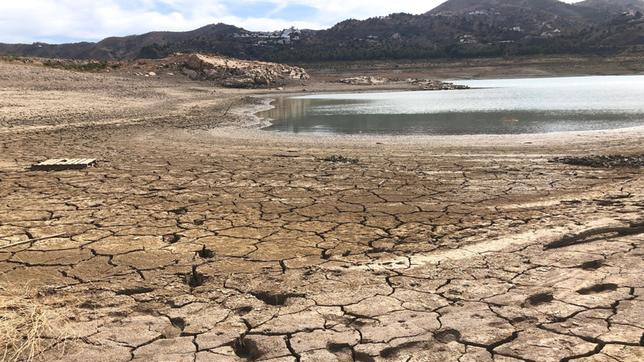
[0,0,583,43]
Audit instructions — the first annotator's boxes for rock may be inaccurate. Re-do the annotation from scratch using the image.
[338,76,388,85]
[147,72,156,77]
[181,68,199,80]
[336,76,468,90]
[407,78,470,90]
[169,53,309,88]
[322,155,358,164]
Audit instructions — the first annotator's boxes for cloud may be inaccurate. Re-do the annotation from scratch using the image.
[0,0,583,44]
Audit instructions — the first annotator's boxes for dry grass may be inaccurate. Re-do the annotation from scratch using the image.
[0,286,70,362]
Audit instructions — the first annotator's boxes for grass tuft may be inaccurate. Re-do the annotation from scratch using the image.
[0,286,71,362]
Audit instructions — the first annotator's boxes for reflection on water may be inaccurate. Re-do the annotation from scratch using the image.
[259,75,644,135]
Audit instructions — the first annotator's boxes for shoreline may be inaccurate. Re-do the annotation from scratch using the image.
[236,97,644,152]
[242,73,644,151]
[210,117,644,151]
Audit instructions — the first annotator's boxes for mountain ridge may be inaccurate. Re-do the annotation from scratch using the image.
[1,0,643,62]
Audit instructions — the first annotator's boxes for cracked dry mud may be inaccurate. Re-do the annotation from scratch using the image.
[0,61,643,362]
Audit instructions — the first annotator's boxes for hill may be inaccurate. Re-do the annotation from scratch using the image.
[576,0,644,13]
[0,0,643,62]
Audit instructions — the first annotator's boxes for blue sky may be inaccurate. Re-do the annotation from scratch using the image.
[0,0,582,44]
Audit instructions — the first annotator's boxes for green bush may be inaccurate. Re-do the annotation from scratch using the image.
[42,59,109,72]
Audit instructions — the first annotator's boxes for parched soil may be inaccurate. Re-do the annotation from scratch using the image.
[0,61,643,362]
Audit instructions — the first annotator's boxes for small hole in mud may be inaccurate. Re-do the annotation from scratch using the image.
[115,287,155,296]
[353,351,375,362]
[79,300,100,309]
[577,283,618,295]
[434,329,461,343]
[580,259,604,270]
[368,247,387,254]
[235,306,253,316]
[526,292,554,306]
[351,319,368,327]
[511,316,538,324]
[250,291,305,306]
[233,336,262,360]
[197,245,215,259]
[170,317,186,331]
[327,342,352,353]
[380,341,426,358]
[163,234,182,244]
[170,207,187,215]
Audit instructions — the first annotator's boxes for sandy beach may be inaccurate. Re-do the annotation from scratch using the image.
[0,60,642,362]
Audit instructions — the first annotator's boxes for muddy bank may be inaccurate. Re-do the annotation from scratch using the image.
[552,154,644,168]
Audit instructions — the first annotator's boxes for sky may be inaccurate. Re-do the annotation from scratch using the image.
[1,0,583,44]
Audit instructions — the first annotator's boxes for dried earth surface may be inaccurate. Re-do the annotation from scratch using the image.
[0,60,643,362]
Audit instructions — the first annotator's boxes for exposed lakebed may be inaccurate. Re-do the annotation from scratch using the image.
[260,75,644,135]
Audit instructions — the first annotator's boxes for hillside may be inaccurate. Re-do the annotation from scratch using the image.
[0,0,643,62]
[576,0,644,13]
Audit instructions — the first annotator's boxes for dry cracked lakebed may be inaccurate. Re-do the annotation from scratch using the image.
[0,61,643,362]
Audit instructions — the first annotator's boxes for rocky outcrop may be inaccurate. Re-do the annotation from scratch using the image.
[168,53,309,88]
[337,76,470,90]
[1,54,310,89]
[338,76,388,85]
[407,78,470,90]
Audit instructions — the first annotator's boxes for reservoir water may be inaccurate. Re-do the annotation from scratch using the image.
[260,75,644,135]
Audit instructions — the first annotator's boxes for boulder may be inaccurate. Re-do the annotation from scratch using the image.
[182,68,199,80]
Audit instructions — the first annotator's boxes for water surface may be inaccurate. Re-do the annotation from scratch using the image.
[260,75,644,135]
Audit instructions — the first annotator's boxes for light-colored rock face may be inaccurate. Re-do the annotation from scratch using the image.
[173,53,309,88]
